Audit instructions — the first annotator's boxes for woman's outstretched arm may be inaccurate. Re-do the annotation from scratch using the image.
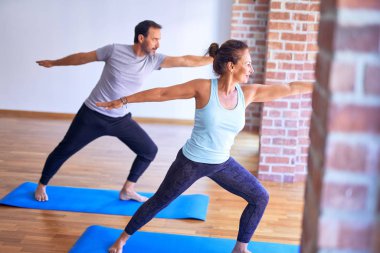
[96,79,205,110]
[242,81,313,105]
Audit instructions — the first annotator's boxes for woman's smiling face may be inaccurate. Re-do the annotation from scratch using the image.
[232,49,254,83]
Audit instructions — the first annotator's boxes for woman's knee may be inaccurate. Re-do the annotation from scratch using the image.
[248,184,269,208]
[261,187,270,206]
[255,186,270,213]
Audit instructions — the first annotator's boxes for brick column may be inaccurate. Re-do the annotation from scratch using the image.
[230,0,269,132]
[301,0,380,252]
[258,0,320,182]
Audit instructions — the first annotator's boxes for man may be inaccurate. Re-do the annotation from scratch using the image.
[35,20,213,202]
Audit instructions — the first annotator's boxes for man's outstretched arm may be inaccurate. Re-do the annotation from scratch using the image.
[160,55,213,68]
[36,51,98,68]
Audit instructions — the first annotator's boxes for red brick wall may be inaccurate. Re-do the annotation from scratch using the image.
[230,0,270,132]
[258,0,319,182]
[301,0,380,252]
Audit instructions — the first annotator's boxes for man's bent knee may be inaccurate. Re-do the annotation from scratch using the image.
[142,143,158,162]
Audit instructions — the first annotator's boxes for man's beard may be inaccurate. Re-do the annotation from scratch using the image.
[142,43,156,55]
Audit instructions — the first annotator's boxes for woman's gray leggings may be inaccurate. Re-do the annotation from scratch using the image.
[125,149,269,243]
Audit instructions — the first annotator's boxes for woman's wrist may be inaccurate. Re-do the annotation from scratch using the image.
[120,96,128,105]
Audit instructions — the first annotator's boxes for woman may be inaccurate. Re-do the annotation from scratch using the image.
[96,39,313,253]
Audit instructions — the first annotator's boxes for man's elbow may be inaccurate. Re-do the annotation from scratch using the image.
[181,56,193,67]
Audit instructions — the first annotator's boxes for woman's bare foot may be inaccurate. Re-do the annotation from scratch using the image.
[108,231,129,253]
[119,181,148,202]
[232,241,251,253]
[34,183,48,201]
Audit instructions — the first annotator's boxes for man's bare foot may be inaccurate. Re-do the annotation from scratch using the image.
[35,183,48,201]
[232,248,251,253]
[231,249,251,253]
[119,190,148,202]
[108,231,129,253]
[119,181,148,202]
[232,241,251,253]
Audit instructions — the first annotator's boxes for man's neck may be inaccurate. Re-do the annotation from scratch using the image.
[132,44,147,57]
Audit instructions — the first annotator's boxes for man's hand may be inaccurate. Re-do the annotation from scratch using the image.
[36,51,97,68]
[96,99,124,110]
[36,60,55,68]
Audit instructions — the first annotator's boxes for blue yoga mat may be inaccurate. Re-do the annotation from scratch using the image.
[70,225,299,253]
[0,182,209,220]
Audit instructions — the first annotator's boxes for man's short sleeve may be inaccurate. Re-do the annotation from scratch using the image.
[96,44,114,61]
[153,53,167,70]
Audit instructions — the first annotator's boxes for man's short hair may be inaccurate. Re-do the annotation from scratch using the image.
[134,20,162,43]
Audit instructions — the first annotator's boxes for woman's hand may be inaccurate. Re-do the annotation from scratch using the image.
[242,81,313,105]
[96,99,123,110]
[36,60,55,68]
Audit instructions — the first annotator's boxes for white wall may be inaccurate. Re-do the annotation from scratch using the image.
[0,0,232,120]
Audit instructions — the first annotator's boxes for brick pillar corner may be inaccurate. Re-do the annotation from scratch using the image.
[301,1,380,252]
[258,0,319,183]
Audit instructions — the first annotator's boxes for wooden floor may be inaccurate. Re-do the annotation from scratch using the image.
[0,115,305,252]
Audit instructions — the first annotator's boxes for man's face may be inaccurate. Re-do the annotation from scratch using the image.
[140,28,161,55]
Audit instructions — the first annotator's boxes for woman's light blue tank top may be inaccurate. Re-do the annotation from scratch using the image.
[182,78,246,164]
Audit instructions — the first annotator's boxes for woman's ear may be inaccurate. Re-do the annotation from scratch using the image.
[227,62,234,72]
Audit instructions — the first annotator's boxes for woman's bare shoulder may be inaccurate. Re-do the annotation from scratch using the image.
[241,83,261,93]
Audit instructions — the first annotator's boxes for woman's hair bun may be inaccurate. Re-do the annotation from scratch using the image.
[207,43,219,58]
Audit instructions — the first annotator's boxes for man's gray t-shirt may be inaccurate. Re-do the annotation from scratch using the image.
[84,44,166,117]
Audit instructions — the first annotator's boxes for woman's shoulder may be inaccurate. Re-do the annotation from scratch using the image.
[188,79,212,95]
[190,78,212,87]
[240,83,261,101]
[241,83,261,92]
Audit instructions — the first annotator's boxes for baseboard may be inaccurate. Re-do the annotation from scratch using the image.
[0,109,75,120]
[0,109,193,125]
